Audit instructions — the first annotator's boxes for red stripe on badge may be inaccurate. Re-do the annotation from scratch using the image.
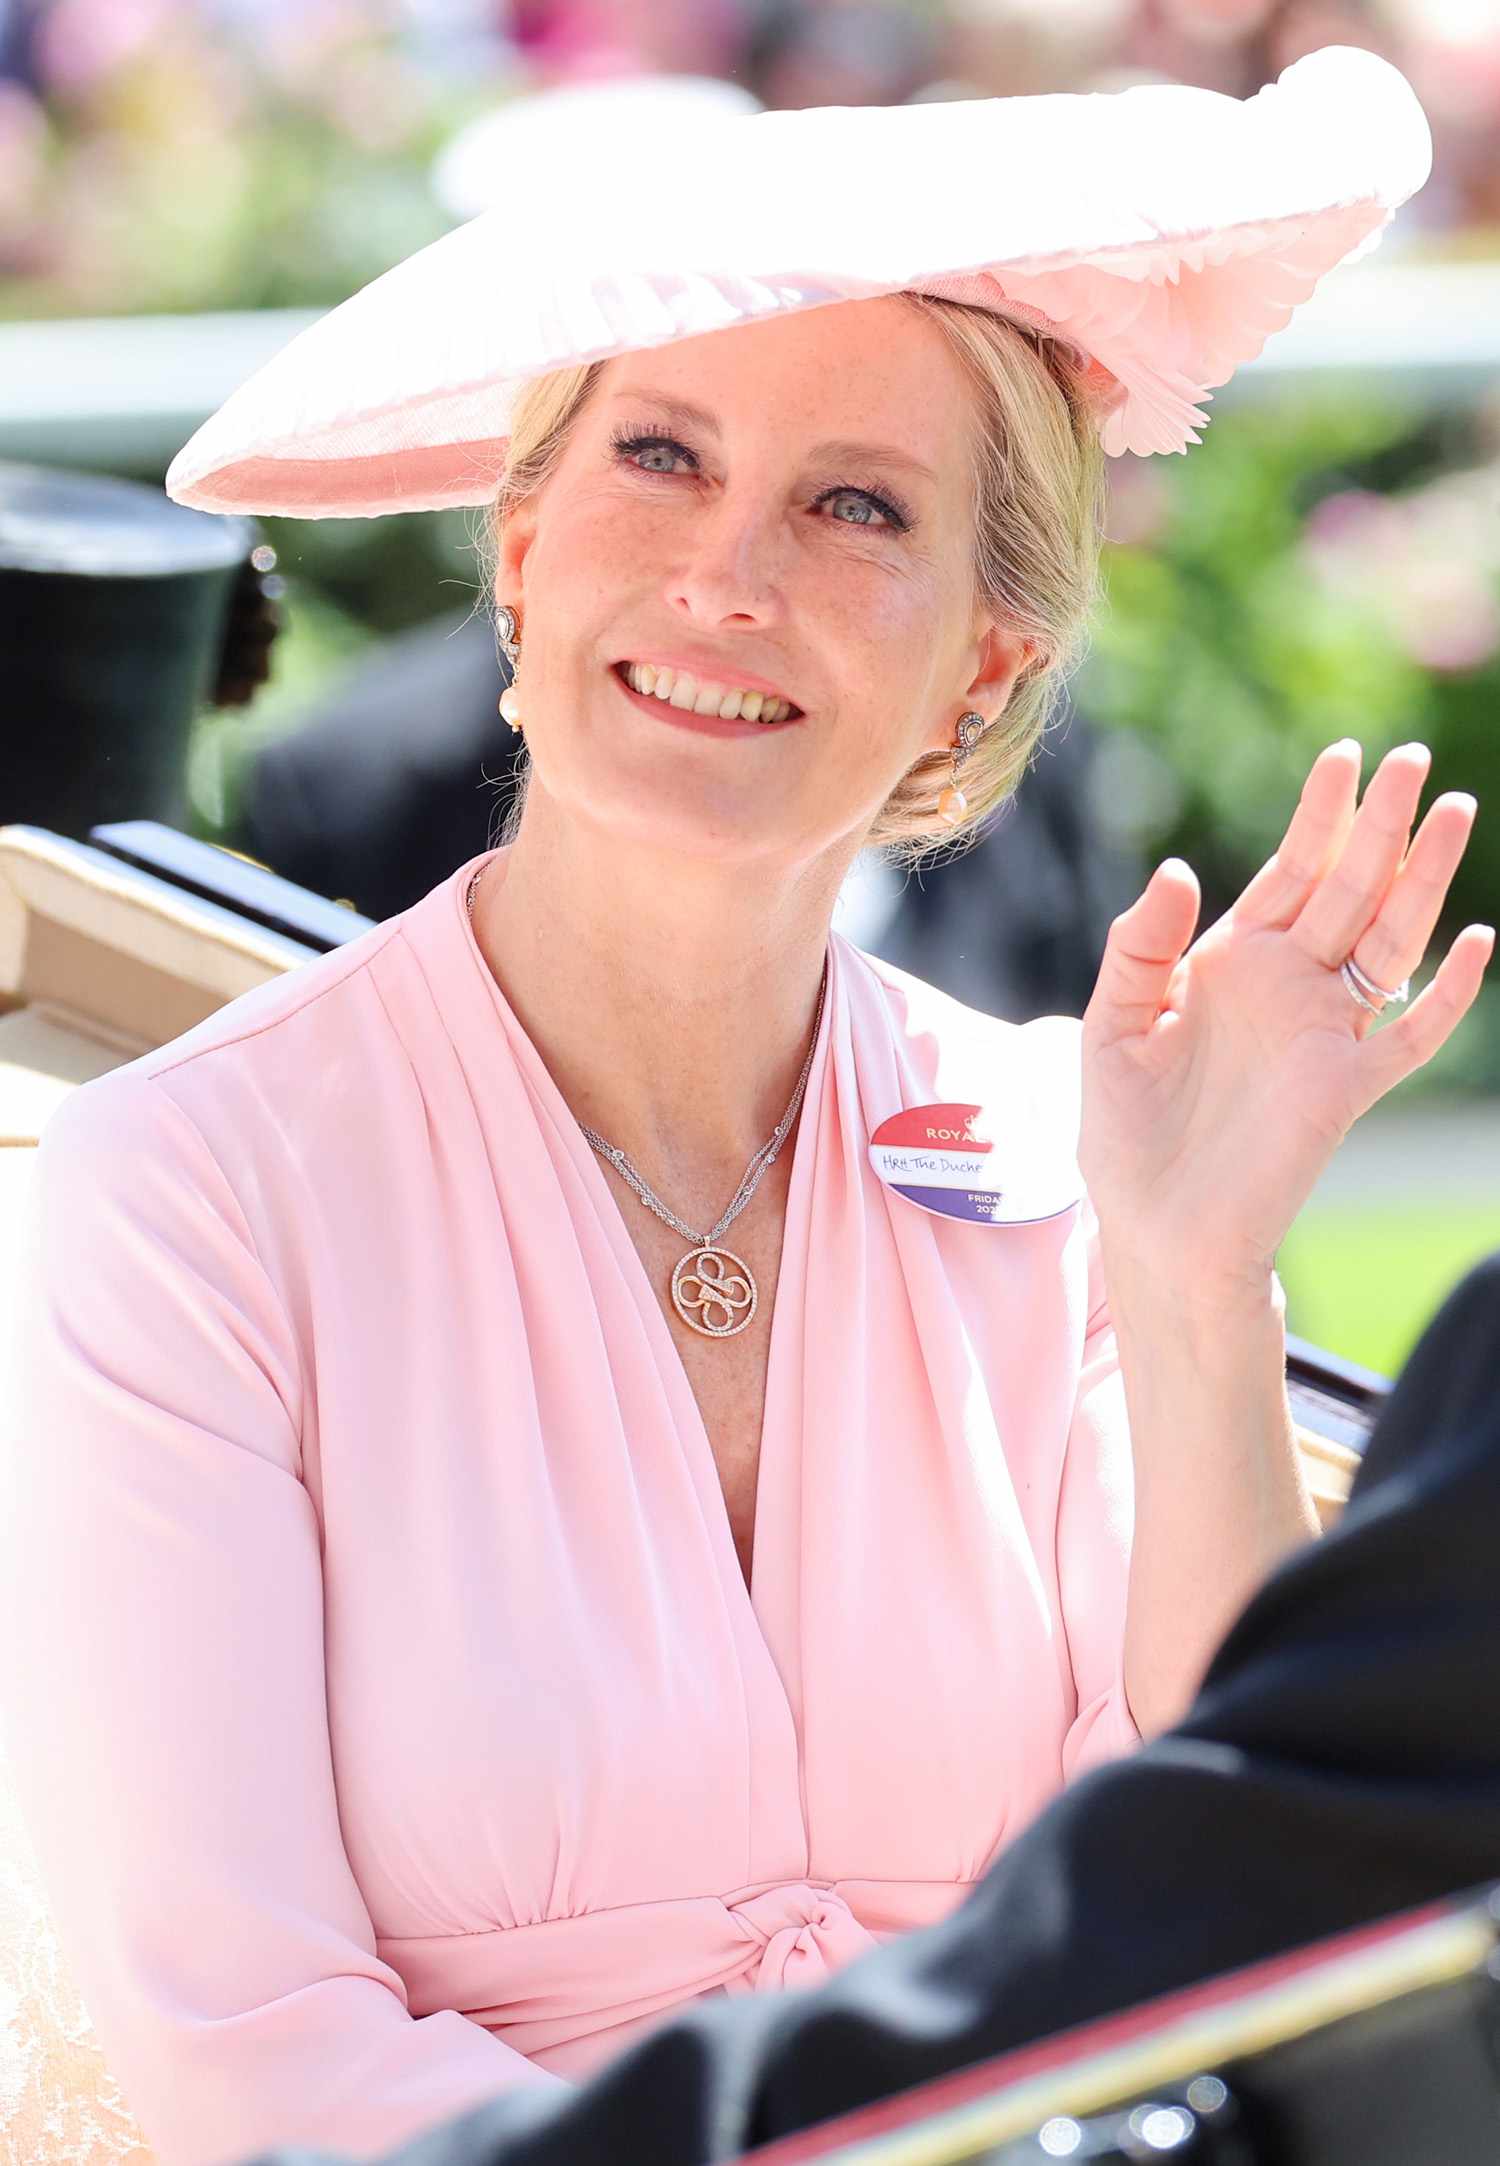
[870,1103,993,1154]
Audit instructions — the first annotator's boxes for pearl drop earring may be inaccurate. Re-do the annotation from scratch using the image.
[497,604,523,733]
[938,711,986,825]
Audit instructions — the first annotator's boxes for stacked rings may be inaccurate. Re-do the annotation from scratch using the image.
[1340,954,1411,1016]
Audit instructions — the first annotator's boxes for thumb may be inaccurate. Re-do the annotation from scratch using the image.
[1085,858,1201,1047]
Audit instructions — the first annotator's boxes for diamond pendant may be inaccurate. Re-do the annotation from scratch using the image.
[671,1246,758,1338]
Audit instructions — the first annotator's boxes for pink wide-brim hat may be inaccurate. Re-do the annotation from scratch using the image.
[165,44,1432,521]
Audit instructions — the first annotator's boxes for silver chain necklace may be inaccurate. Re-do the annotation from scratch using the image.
[466,864,827,1338]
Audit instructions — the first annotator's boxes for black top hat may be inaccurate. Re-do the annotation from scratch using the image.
[1,459,280,838]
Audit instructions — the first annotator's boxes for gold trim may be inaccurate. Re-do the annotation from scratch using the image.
[813,1907,1495,2166]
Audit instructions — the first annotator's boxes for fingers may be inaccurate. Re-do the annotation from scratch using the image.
[1233,740,1362,930]
[1345,788,1479,1000]
[1355,922,1496,1104]
[1293,742,1434,968]
[1085,858,1201,1046]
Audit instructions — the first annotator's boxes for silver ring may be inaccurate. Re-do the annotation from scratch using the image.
[1340,955,1411,1016]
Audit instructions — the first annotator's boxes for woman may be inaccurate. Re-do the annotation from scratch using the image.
[2,49,1488,2166]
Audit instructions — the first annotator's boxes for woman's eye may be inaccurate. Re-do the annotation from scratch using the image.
[610,430,693,475]
[608,430,910,534]
[826,490,884,528]
[815,485,912,534]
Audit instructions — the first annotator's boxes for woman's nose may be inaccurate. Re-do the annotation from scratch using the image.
[665,493,784,627]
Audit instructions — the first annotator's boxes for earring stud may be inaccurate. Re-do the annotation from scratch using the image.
[938,710,986,825]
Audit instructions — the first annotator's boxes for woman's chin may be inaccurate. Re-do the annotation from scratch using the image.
[551,755,820,868]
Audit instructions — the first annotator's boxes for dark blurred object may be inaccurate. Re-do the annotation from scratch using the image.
[232,609,1140,1022]
[214,546,284,708]
[875,713,1142,1019]
[1,461,272,837]
[234,607,517,924]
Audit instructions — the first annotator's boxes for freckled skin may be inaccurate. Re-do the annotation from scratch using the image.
[493,296,1033,879]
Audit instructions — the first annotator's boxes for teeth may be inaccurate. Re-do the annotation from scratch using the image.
[623,661,794,723]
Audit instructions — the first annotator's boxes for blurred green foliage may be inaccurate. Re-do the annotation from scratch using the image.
[0,9,498,321]
[1077,382,1500,1093]
[1281,1195,1500,1377]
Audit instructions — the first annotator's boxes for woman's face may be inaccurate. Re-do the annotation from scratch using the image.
[496,295,1031,875]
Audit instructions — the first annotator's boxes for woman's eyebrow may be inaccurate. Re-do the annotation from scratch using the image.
[609,389,939,485]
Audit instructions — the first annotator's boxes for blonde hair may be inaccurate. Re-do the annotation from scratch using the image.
[471,296,1108,862]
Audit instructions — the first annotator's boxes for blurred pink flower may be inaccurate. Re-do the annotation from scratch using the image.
[1103,460,1170,547]
[257,1,396,96]
[0,80,51,264]
[1301,489,1407,573]
[1389,566,1500,674]
[1407,34,1500,128]
[320,47,429,151]
[0,79,49,199]
[1156,0,1277,45]
[1302,470,1500,677]
[34,0,180,101]
[509,0,646,83]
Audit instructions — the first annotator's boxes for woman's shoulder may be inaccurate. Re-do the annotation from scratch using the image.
[841,935,1085,1085]
[37,883,440,1189]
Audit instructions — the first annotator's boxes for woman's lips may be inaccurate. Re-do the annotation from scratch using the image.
[610,664,803,738]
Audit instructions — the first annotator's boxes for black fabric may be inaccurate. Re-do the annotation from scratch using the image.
[872,714,1140,1020]
[245,1251,1500,2166]
[234,610,517,925]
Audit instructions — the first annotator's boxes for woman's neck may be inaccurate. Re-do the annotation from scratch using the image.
[474,796,841,1225]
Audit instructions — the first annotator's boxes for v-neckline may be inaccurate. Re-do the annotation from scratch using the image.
[454,850,837,1637]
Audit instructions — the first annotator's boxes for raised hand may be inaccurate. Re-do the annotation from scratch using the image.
[1077,740,1492,1303]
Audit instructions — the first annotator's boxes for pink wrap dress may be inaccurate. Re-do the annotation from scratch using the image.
[0,846,1138,2166]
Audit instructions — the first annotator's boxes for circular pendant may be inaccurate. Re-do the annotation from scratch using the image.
[671,1246,758,1338]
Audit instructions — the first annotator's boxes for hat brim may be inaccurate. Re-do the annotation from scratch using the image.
[165,44,1432,519]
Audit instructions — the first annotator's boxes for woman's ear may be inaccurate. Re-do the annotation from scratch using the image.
[965,626,1039,721]
[495,495,538,615]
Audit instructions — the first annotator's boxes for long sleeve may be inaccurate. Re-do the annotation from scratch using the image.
[0,1073,560,2166]
[1056,1204,1139,1781]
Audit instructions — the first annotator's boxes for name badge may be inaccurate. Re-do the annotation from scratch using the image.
[869,1101,1082,1227]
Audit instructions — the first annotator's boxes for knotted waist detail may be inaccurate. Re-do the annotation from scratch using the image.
[379,1875,975,2068]
[719,1881,878,1993]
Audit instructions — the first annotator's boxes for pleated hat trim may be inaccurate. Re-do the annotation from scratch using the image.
[165,45,1432,518]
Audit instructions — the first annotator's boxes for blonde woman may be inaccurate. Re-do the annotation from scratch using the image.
[3,52,1488,2166]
